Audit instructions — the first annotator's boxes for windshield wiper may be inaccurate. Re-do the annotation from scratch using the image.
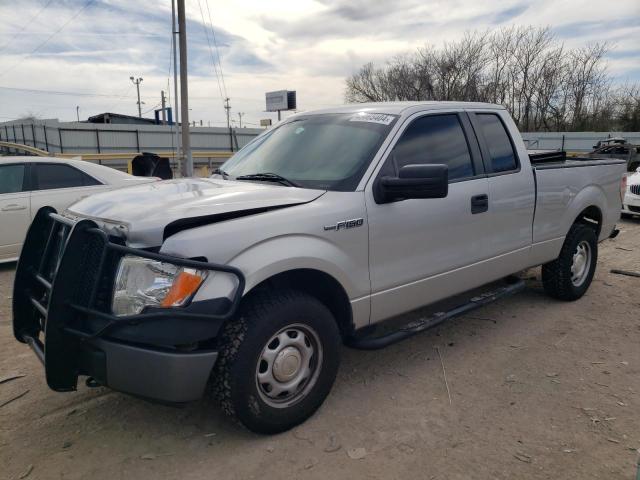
[213,167,229,179]
[235,172,300,187]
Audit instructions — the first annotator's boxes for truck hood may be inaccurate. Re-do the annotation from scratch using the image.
[68,177,325,246]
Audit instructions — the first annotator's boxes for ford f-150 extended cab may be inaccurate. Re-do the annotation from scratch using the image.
[11,102,627,434]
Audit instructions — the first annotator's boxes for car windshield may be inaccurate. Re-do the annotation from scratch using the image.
[219,113,398,191]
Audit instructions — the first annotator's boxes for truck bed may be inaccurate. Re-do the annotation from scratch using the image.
[529,150,627,170]
[534,157,627,170]
[530,155,626,266]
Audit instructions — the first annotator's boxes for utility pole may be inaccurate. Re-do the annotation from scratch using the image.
[160,90,167,124]
[171,0,181,175]
[130,76,143,117]
[224,97,232,152]
[237,112,244,128]
[177,0,192,177]
[76,106,80,122]
[224,97,231,128]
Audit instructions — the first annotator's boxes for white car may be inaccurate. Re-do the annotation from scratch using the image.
[0,156,156,263]
[622,168,640,217]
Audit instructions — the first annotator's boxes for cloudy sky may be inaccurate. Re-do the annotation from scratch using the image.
[0,0,639,127]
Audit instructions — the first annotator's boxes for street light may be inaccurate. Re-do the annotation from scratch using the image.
[130,76,143,117]
[76,106,80,122]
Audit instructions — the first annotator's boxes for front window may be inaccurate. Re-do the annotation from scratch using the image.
[219,113,397,191]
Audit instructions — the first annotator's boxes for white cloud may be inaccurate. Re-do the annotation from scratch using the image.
[0,0,638,126]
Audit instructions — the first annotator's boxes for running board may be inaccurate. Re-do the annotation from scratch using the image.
[348,279,526,350]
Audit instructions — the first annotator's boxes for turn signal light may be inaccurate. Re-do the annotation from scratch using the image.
[161,271,205,307]
[620,175,627,202]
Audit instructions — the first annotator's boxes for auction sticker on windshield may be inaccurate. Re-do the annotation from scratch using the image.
[349,113,396,125]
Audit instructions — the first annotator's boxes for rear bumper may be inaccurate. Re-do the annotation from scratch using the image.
[13,207,244,403]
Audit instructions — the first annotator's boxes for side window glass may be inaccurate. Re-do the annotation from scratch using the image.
[0,164,26,194]
[390,114,474,181]
[81,172,101,186]
[35,164,88,190]
[476,114,518,173]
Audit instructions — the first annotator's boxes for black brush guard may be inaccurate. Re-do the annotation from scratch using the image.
[13,207,245,392]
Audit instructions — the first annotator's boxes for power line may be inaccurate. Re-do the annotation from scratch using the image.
[0,0,56,53]
[0,86,308,104]
[102,84,135,113]
[196,0,225,108]
[141,101,161,115]
[0,86,132,97]
[204,0,228,98]
[0,0,95,79]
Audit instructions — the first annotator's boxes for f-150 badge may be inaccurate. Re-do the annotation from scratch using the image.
[324,218,364,231]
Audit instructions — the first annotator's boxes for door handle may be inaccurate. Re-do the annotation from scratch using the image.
[1,204,27,212]
[471,194,488,214]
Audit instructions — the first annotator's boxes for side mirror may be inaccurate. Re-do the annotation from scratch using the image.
[374,164,448,204]
[636,166,640,173]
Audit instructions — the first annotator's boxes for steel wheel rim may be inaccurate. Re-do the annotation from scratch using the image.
[571,240,592,286]
[255,323,323,408]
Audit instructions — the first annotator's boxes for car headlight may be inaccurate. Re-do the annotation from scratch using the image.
[112,255,208,316]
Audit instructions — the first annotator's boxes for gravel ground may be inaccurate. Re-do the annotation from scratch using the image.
[1,218,639,480]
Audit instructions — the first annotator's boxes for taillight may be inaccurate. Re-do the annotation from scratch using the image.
[620,175,627,202]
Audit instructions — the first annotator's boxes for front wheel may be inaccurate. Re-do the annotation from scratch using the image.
[211,289,341,434]
[542,223,598,301]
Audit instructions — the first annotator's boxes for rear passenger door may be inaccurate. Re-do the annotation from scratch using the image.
[365,112,492,322]
[468,111,535,264]
[0,164,31,261]
[30,163,105,214]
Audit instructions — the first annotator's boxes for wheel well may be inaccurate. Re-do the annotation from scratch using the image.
[575,205,602,236]
[249,269,353,339]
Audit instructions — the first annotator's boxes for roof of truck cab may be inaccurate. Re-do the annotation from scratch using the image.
[296,101,505,116]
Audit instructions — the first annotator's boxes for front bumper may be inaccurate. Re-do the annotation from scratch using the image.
[623,192,640,214]
[12,207,244,403]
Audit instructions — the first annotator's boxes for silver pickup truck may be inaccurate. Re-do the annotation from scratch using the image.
[12,102,626,433]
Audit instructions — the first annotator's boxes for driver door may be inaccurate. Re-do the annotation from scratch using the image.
[365,111,492,323]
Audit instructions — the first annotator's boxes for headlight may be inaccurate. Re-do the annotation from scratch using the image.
[112,255,208,316]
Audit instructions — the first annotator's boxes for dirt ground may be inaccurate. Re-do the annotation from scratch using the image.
[1,219,640,480]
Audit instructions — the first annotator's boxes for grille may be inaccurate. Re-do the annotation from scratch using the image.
[15,211,112,340]
[630,184,640,196]
[43,223,71,284]
[13,208,246,391]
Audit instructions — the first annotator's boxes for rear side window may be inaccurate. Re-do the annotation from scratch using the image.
[476,114,518,173]
[390,114,474,181]
[0,164,26,194]
[34,164,101,190]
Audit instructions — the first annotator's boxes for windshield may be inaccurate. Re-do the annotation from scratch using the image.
[219,113,397,191]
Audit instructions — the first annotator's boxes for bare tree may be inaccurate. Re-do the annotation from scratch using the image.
[345,26,640,131]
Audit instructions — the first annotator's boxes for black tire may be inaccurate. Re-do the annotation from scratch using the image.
[541,223,598,301]
[211,288,341,434]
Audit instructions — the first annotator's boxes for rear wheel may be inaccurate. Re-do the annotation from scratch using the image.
[542,223,598,301]
[212,288,341,434]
